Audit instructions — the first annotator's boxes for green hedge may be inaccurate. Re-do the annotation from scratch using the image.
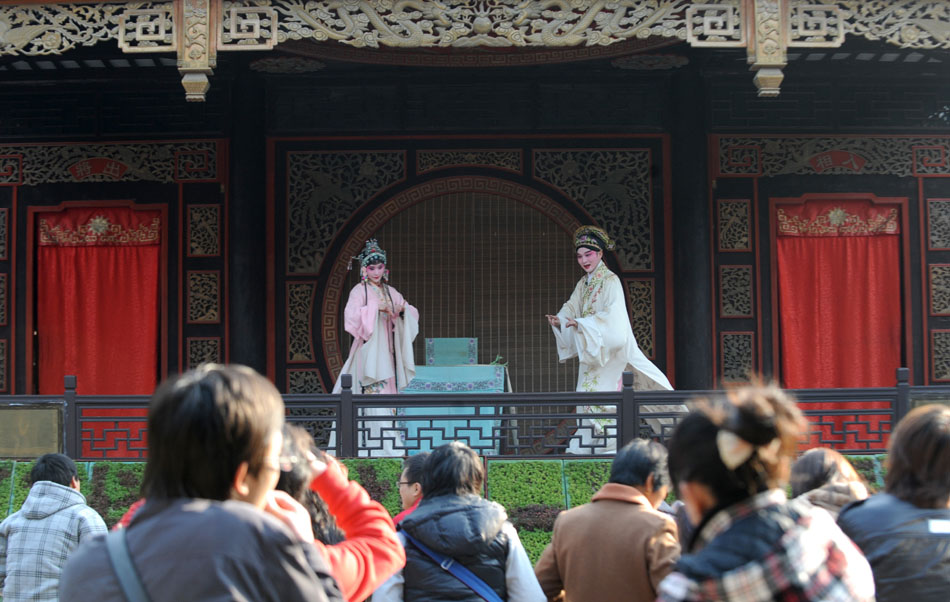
[486,460,571,563]
[340,458,403,517]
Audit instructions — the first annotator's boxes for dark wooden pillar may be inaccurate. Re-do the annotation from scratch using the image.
[670,66,713,389]
[228,65,267,373]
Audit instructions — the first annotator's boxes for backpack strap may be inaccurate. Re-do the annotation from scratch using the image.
[402,531,503,602]
[105,529,153,602]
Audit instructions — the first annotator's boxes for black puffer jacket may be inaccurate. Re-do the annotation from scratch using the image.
[399,494,510,602]
[837,493,950,602]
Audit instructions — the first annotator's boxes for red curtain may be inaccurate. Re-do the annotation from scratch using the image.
[777,200,901,388]
[776,200,900,449]
[37,208,160,395]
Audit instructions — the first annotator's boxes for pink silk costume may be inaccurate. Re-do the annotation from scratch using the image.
[333,281,419,457]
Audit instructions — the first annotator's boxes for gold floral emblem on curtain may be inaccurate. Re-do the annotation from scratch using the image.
[39,214,161,246]
[777,206,899,237]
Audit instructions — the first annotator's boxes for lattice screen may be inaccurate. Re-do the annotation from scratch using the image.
[339,192,580,392]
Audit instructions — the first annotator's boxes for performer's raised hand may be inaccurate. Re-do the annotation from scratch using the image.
[545,314,561,328]
[565,317,578,329]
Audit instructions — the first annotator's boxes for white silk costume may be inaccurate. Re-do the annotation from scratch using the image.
[333,281,419,457]
[551,260,674,453]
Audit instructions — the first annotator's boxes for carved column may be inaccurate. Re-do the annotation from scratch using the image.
[747,0,785,97]
[177,0,216,101]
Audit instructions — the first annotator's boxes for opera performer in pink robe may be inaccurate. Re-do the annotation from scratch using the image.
[333,239,419,457]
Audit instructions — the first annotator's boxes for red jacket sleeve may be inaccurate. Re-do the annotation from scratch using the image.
[310,459,406,602]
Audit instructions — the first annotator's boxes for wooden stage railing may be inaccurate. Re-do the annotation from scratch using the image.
[1,367,939,461]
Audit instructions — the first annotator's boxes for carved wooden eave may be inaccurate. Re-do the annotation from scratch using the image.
[2,0,950,101]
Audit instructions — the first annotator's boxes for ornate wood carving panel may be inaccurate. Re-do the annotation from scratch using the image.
[0,338,7,392]
[6,2,950,99]
[417,150,522,176]
[534,149,653,271]
[717,199,751,252]
[187,204,220,256]
[625,278,655,360]
[286,151,404,274]
[186,270,220,323]
[0,273,7,327]
[720,266,753,318]
[286,368,324,394]
[928,199,950,250]
[187,336,221,369]
[717,137,950,178]
[287,281,316,363]
[0,142,218,185]
[932,330,950,382]
[721,331,754,384]
[0,208,7,261]
[930,265,950,316]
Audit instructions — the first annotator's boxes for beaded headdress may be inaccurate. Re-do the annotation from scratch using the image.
[357,239,387,268]
[573,225,615,252]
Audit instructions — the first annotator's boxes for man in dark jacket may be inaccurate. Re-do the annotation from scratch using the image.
[59,364,344,602]
[372,441,544,602]
[838,404,950,602]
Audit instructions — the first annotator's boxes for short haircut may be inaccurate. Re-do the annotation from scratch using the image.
[142,364,284,501]
[30,453,77,487]
[668,383,805,509]
[886,404,950,509]
[402,452,429,486]
[789,447,863,498]
[422,441,483,498]
[610,439,670,490]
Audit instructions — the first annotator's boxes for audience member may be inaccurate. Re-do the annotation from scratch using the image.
[393,452,428,524]
[59,364,345,602]
[372,441,545,602]
[94,401,406,601]
[0,453,106,602]
[308,448,407,601]
[790,447,868,517]
[534,439,680,601]
[277,424,345,544]
[656,384,874,601]
[837,404,950,601]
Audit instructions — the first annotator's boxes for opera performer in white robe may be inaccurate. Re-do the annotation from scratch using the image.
[546,225,676,454]
[333,239,419,457]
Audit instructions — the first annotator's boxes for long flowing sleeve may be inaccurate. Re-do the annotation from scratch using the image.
[343,285,378,342]
[389,287,419,391]
[552,281,584,362]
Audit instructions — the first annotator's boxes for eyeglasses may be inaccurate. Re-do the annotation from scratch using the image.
[396,480,411,486]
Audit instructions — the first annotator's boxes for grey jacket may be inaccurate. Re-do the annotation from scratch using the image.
[59,498,343,602]
[0,480,106,602]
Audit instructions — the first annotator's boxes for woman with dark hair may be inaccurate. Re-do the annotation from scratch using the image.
[372,442,545,602]
[656,384,873,601]
[276,424,345,545]
[333,239,420,456]
[789,447,868,517]
[837,404,950,601]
